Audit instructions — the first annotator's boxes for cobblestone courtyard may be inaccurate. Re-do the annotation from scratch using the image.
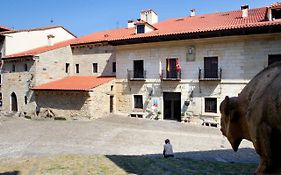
[0,115,258,174]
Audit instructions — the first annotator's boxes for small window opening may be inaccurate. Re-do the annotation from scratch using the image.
[24,64,28,71]
[137,25,145,34]
[75,64,79,73]
[205,98,217,113]
[65,63,70,73]
[272,8,281,20]
[134,95,143,109]
[112,62,116,73]
[12,64,16,72]
[24,96,28,104]
[92,63,98,73]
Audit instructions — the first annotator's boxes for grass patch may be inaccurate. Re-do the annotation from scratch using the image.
[0,155,257,175]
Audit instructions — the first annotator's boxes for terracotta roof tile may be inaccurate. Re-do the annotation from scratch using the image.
[0,25,12,31]
[32,76,115,91]
[73,6,281,45]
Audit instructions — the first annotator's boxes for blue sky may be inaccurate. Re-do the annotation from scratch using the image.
[0,0,278,36]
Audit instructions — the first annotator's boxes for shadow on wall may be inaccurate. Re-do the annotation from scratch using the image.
[35,91,89,110]
[101,54,116,76]
[106,148,258,174]
[0,171,20,175]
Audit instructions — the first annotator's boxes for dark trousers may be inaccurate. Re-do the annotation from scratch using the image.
[164,154,174,158]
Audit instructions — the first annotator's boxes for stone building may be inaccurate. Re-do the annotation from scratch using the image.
[1,3,281,123]
[71,3,281,124]
[1,37,116,118]
[0,26,76,110]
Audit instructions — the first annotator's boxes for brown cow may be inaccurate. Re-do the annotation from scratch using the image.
[220,62,281,174]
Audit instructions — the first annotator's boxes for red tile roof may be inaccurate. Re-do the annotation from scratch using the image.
[73,6,281,45]
[32,76,115,91]
[3,38,77,59]
[0,25,12,31]
[269,2,281,8]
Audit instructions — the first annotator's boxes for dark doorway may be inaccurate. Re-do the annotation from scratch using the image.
[11,92,18,112]
[110,95,114,113]
[133,60,144,78]
[268,54,281,66]
[204,57,218,78]
[163,92,181,121]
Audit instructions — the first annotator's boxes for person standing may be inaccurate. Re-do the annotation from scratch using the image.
[163,139,174,158]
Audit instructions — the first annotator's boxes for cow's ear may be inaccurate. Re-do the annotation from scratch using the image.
[224,96,230,116]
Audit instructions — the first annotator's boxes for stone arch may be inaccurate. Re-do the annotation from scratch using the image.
[11,92,18,112]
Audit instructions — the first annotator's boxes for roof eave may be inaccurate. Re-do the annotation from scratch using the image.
[109,24,281,45]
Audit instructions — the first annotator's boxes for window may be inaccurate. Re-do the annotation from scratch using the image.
[137,25,145,34]
[12,64,15,72]
[24,64,28,71]
[205,98,217,113]
[204,57,218,78]
[268,54,281,66]
[75,64,79,73]
[134,95,143,109]
[65,63,70,73]
[272,8,281,20]
[112,62,116,73]
[24,96,28,104]
[92,63,98,73]
[133,60,144,78]
[166,58,181,78]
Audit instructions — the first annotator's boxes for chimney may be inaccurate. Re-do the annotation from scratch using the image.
[140,9,158,24]
[127,20,135,28]
[190,9,196,17]
[241,5,249,18]
[47,34,55,46]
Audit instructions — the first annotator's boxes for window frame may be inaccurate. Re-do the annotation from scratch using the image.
[12,64,16,72]
[112,62,116,73]
[65,63,70,73]
[75,64,79,74]
[133,95,143,109]
[204,98,217,113]
[92,63,98,73]
[136,24,145,34]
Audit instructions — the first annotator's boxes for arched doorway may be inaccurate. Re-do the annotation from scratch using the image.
[11,92,18,112]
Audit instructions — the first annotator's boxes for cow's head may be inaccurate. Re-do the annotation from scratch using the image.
[220,96,243,152]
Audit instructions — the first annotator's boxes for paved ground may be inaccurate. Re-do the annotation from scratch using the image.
[0,115,258,164]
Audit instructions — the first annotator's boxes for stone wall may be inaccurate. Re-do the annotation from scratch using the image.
[34,79,115,119]
[72,45,116,77]
[35,91,92,119]
[115,33,281,122]
[34,46,73,86]
[1,57,36,113]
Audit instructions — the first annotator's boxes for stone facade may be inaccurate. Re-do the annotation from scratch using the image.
[1,43,116,119]
[71,44,116,76]
[115,33,281,124]
[34,79,115,119]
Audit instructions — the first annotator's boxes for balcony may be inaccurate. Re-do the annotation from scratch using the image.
[198,68,222,81]
[127,69,146,81]
[161,70,181,81]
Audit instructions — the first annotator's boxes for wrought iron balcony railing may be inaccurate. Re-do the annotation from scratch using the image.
[127,69,146,81]
[198,68,222,81]
[161,70,181,81]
